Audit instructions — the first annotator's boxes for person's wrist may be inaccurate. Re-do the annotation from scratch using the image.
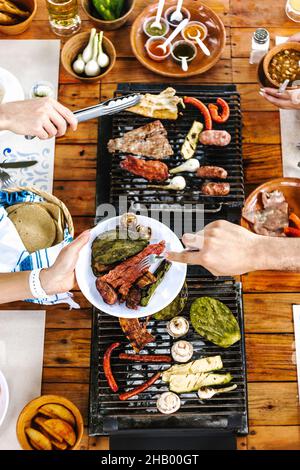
[39,267,60,296]
[248,234,279,271]
[0,103,9,131]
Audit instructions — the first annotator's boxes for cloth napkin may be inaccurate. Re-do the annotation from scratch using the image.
[0,190,79,308]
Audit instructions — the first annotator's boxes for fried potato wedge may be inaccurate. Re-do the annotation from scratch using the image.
[43,419,76,447]
[34,416,64,443]
[25,427,52,451]
[38,403,75,426]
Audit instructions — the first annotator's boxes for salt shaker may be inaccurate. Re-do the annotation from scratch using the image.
[249,28,270,64]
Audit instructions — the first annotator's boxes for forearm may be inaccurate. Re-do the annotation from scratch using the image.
[0,272,32,303]
[254,236,300,272]
[0,103,9,131]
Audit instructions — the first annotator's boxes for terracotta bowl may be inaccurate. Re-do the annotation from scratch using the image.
[81,0,136,30]
[0,0,37,35]
[241,178,300,233]
[130,0,226,79]
[61,31,116,82]
[263,42,300,89]
[16,394,84,450]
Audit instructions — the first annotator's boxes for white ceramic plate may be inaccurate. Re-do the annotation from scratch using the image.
[0,369,9,427]
[0,67,24,136]
[76,215,187,318]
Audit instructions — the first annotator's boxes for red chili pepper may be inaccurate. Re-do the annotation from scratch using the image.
[119,353,172,363]
[289,213,300,230]
[119,372,161,401]
[103,342,120,392]
[284,226,300,237]
[183,96,212,130]
[208,98,230,123]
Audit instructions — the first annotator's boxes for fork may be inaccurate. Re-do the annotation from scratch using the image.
[0,168,14,189]
[137,247,200,271]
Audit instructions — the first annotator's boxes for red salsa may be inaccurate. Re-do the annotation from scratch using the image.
[149,40,169,57]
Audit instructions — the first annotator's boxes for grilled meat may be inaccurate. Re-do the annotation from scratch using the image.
[197,166,228,179]
[136,271,157,288]
[101,241,165,298]
[107,120,173,159]
[96,279,118,305]
[202,182,230,196]
[120,156,169,182]
[199,130,231,146]
[126,286,142,310]
[119,318,155,352]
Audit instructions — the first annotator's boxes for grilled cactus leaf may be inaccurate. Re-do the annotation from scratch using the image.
[162,356,223,382]
[154,282,188,320]
[92,229,148,266]
[190,297,241,348]
[169,372,232,394]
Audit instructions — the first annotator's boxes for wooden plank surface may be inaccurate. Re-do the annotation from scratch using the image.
[1,0,299,451]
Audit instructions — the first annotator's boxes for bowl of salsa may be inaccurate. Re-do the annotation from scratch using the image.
[164,5,191,28]
[143,16,169,38]
[182,21,208,42]
[145,36,171,62]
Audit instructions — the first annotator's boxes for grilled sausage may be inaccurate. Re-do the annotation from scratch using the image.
[119,353,172,363]
[202,182,231,196]
[119,372,161,401]
[103,342,120,392]
[96,279,118,305]
[196,166,228,179]
[199,130,231,146]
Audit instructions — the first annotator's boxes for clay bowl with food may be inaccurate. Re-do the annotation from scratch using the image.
[81,0,136,30]
[17,394,84,450]
[263,42,300,89]
[241,178,300,233]
[61,31,116,82]
[0,0,37,35]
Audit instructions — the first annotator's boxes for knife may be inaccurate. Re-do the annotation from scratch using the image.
[0,160,38,169]
[25,94,141,139]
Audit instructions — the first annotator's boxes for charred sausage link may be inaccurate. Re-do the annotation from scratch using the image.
[119,353,172,363]
[196,166,228,179]
[202,182,231,196]
[199,130,231,146]
[96,279,118,305]
[103,342,120,392]
[119,372,161,400]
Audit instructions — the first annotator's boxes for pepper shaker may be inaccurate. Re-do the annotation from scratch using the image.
[249,28,270,64]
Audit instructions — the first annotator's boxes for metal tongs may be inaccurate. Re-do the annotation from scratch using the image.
[25,94,141,139]
[74,93,141,122]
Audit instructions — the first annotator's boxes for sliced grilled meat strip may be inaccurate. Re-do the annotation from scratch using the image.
[120,156,169,182]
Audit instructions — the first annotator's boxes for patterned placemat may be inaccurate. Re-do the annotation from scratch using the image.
[0,40,60,192]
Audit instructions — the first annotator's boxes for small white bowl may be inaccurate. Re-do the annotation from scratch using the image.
[171,40,197,67]
[143,16,169,38]
[145,36,171,62]
[181,21,208,42]
[164,6,191,28]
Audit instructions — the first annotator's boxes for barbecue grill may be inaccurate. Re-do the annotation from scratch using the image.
[96,83,244,225]
[90,83,248,449]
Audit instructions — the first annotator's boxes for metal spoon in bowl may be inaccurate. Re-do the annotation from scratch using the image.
[150,0,166,31]
[187,30,210,56]
[170,0,183,23]
[156,18,189,54]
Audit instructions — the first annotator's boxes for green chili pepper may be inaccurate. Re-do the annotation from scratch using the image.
[111,0,125,17]
[140,260,172,307]
[92,0,117,20]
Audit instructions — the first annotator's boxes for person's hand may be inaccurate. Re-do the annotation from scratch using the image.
[166,220,267,276]
[0,97,77,139]
[260,87,300,109]
[40,230,90,295]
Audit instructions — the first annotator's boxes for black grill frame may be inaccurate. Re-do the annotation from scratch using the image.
[89,268,248,436]
[96,83,244,217]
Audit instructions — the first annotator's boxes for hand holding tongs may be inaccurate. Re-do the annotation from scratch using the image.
[25,94,141,140]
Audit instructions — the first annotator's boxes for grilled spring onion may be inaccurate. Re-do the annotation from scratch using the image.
[181,121,203,160]
[169,159,200,174]
[140,260,172,307]
[198,384,237,400]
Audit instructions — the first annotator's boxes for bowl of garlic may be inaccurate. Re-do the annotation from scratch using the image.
[61,28,116,82]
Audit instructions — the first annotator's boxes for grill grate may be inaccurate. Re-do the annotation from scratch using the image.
[89,269,248,436]
[96,83,244,216]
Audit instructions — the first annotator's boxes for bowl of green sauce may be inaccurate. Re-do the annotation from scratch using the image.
[143,16,169,38]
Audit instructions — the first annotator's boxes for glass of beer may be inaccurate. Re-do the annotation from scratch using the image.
[46,0,81,36]
[286,0,300,22]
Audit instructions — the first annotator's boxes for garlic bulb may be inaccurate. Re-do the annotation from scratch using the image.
[156,392,181,414]
[171,340,193,363]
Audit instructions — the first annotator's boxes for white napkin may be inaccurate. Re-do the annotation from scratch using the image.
[0,310,45,450]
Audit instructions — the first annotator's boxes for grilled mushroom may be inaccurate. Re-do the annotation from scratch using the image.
[171,340,193,363]
[166,316,189,338]
[156,392,181,415]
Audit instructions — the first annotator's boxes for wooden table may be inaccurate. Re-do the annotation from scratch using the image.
[1,0,300,451]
